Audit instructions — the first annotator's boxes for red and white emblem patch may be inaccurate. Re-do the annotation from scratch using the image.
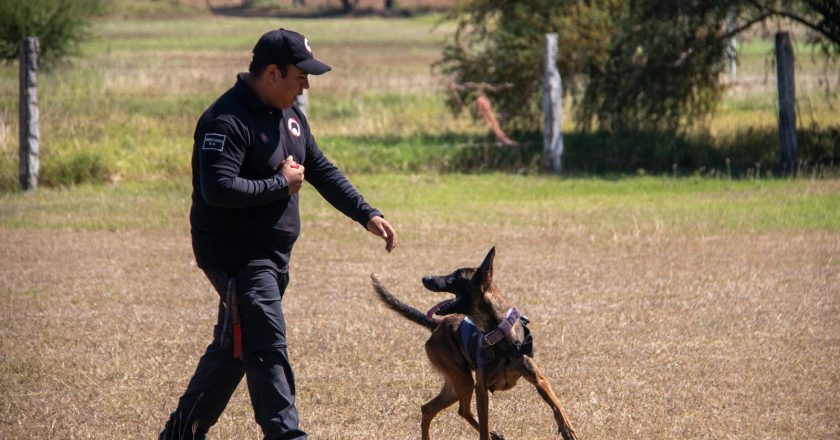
[287,117,301,138]
[304,38,312,53]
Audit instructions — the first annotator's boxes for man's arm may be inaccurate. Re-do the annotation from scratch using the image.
[198,119,292,208]
[302,131,397,252]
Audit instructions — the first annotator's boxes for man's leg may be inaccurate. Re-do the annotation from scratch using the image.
[236,268,307,440]
[160,271,244,440]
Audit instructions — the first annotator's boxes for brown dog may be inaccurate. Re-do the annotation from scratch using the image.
[371,247,578,440]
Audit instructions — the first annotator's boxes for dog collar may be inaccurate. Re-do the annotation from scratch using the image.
[481,308,521,347]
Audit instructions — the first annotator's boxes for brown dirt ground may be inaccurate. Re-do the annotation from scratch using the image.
[0,219,838,439]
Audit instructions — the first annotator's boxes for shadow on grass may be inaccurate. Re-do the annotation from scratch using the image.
[325,125,840,178]
[560,125,840,178]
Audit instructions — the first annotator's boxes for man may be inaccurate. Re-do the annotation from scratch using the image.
[159,28,397,440]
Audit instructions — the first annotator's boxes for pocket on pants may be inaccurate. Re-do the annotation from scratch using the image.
[236,267,288,354]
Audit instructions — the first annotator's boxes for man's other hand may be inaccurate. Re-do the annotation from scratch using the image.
[366,216,397,253]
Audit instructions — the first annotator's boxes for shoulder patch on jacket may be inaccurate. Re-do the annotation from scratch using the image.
[202,133,226,152]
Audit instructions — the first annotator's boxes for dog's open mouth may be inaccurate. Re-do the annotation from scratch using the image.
[426,298,456,319]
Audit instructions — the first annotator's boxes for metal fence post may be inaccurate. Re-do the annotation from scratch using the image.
[19,37,40,192]
[543,33,563,174]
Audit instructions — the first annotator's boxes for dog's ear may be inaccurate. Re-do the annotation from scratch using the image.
[474,246,496,290]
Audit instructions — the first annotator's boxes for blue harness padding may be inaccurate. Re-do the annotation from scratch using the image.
[459,316,534,369]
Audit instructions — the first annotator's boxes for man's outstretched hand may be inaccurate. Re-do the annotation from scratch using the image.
[366,216,397,253]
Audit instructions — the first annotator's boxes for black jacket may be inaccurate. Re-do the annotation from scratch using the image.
[190,75,381,273]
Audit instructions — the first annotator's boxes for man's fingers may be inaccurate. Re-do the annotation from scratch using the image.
[367,217,396,252]
[381,221,396,252]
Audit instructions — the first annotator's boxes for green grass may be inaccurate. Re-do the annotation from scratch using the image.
[2,176,838,234]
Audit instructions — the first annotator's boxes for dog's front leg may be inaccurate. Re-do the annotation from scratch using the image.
[520,357,578,440]
[474,368,507,440]
[474,368,492,440]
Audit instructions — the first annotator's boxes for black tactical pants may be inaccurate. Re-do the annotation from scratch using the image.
[159,266,306,440]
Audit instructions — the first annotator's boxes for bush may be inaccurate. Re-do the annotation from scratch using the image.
[0,0,102,63]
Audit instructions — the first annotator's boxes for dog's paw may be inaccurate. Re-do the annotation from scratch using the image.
[558,425,578,440]
[491,431,506,440]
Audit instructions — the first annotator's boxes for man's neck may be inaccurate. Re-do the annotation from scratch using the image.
[240,72,271,108]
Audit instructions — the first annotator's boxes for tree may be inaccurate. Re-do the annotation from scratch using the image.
[0,0,102,63]
[438,0,840,134]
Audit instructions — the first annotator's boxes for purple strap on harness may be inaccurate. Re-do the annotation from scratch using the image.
[481,308,520,347]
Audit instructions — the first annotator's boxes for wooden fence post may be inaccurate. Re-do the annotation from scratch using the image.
[775,32,797,175]
[19,37,40,192]
[543,33,563,174]
[294,89,308,119]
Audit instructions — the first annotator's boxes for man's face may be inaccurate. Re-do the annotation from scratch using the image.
[268,64,309,109]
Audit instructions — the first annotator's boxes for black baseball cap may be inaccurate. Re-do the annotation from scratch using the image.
[252,28,331,75]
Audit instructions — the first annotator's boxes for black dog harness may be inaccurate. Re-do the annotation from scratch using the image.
[459,308,534,369]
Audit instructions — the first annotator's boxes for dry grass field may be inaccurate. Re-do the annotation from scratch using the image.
[1,177,839,439]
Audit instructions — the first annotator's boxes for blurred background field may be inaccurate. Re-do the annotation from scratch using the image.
[0,2,839,439]
[0,3,838,189]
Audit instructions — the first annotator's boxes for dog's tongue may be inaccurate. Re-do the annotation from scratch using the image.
[426,299,454,320]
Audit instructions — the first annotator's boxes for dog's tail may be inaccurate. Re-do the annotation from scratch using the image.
[371,274,438,331]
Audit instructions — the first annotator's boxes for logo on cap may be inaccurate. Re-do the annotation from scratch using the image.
[287,117,301,138]
[304,38,312,53]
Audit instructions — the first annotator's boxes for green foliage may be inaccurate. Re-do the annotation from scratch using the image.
[0,0,102,62]
[437,0,730,132]
[576,2,730,133]
[436,0,583,131]
[440,0,840,135]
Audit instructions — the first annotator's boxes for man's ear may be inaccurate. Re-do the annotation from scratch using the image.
[473,246,496,291]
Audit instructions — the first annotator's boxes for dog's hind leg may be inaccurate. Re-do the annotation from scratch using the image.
[421,380,458,440]
[519,357,578,440]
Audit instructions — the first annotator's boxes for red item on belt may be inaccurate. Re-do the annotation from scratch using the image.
[226,278,243,360]
[232,322,242,359]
